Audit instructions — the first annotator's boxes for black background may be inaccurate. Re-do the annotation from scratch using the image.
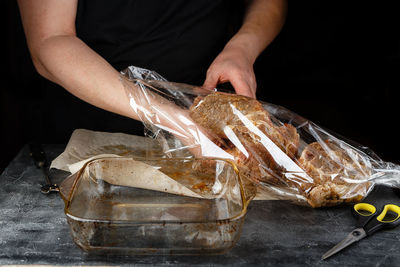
[2,1,399,172]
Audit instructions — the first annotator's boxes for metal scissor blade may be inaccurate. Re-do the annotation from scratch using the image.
[322,228,367,260]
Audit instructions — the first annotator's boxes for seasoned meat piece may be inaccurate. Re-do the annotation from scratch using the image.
[189,92,372,208]
[190,93,269,136]
[225,127,285,185]
[299,140,372,208]
[189,92,299,184]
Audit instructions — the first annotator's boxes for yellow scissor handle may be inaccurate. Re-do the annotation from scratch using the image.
[354,203,376,216]
[376,204,400,223]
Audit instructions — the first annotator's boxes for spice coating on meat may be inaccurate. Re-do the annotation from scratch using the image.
[189,92,372,208]
[190,93,269,136]
[189,92,300,185]
[299,140,372,208]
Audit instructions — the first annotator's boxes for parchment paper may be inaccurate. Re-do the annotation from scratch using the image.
[51,129,277,200]
[50,129,162,172]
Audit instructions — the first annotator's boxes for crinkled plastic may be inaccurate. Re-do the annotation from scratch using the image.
[120,66,400,208]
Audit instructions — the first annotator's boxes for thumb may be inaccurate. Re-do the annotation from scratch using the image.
[203,69,219,90]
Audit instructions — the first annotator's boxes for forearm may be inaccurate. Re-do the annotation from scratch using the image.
[34,35,206,147]
[225,0,287,63]
[33,35,138,120]
[17,0,226,158]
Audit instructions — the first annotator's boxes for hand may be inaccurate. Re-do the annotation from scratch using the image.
[203,45,257,98]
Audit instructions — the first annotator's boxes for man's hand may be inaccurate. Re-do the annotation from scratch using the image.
[203,44,257,98]
[203,0,287,99]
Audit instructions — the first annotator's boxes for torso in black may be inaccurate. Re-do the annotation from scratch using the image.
[37,0,242,143]
[76,0,241,84]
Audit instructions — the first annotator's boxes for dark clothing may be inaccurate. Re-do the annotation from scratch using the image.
[76,0,241,84]
[35,0,242,143]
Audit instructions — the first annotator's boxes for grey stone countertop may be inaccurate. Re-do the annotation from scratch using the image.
[0,145,399,266]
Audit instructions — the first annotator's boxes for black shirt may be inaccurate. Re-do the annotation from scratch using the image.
[76,0,241,84]
[37,0,242,143]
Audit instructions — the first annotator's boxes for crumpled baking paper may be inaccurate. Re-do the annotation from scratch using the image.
[51,129,277,200]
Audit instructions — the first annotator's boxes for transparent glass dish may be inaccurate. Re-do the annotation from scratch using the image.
[59,157,249,255]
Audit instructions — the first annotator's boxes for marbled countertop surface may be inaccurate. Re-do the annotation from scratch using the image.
[0,145,399,266]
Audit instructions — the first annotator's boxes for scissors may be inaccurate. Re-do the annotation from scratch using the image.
[322,202,400,260]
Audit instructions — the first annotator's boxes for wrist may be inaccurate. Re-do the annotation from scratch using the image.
[223,32,261,65]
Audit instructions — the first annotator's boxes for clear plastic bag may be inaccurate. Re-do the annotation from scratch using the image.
[120,66,400,208]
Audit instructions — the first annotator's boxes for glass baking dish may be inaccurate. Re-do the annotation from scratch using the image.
[59,157,249,255]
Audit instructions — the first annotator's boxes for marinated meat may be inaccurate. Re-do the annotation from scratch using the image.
[189,92,372,208]
[189,92,299,184]
[299,140,372,208]
[190,93,270,136]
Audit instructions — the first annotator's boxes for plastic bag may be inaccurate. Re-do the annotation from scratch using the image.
[120,66,400,208]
